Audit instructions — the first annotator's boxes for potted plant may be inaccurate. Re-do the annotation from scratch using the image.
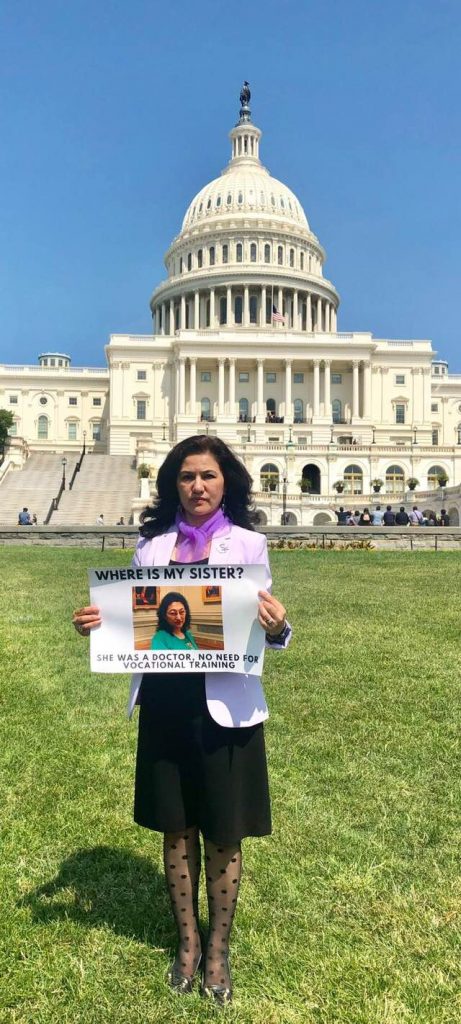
[406,477,419,491]
[333,480,345,493]
[437,472,449,487]
[137,462,150,478]
[371,478,383,493]
[299,477,311,493]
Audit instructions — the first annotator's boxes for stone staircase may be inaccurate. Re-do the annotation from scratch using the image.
[0,453,79,525]
[50,454,138,525]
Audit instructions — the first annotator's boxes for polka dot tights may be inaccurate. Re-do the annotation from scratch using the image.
[163,829,202,978]
[203,839,242,991]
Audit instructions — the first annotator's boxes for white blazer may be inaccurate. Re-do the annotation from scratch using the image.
[128,522,291,728]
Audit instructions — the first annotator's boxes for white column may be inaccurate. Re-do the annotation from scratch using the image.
[313,360,320,416]
[210,288,215,327]
[293,290,298,330]
[324,303,330,333]
[363,362,372,418]
[169,299,174,336]
[190,358,197,417]
[285,360,292,421]
[324,360,331,419]
[179,358,186,415]
[257,359,265,417]
[306,293,312,332]
[316,296,322,332]
[218,358,225,415]
[194,291,200,329]
[229,358,236,418]
[175,361,179,415]
[243,286,249,326]
[352,361,360,418]
[180,294,186,330]
[331,306,337,332]
[161,302,166,336]
[226,286,232,325]
[261,285,266,326]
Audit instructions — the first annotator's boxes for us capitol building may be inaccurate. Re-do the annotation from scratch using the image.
[3,85,461,525]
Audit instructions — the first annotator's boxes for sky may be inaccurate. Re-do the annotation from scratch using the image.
[1,0,460,369]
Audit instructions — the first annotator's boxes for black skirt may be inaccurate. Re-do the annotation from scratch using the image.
[134,672,271,845]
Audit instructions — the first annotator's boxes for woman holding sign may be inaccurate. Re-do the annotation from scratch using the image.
[73,435,290,1005]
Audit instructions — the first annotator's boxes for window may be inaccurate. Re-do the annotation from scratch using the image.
[236,243,243,263]
[93,397,102,406]
[222,244,228,264]
[457,425,461,445]
[68,422,77,441]
[294,398,304,422]
[434,366,440,375]
[266,373,276,384]
[179,257,183,273]
[197,249,203,268]
[395,404,405,424]
[395,374,406,385]
[69,397,77,406]
[200,397,211,421]
[237,192,243,205]
[294,373,304,384]
[137,370,147,381]
[332,399,342,423]
[37,415,48,440]
[432,428,439,445]
[331,373,342,384]
[136,400,146,420]
[266,398,276,415]
[239,371,249,382]
[9,395,18,404]
[431,403,438,412]
[343,464,363,495]
[289,248,295,267]
[209,246,215,266]
[8,422,17,436]
[50,359,55,366]
[385,465,404,492]
[219,297,227,325]
[187,253,192,271]
[300,252,304,270]
[250,243,257,262]
[249,296,257,323]
[200,371,211,382]
[238,397,249,421]
[234,295,243,324]
[260,463,279,492]
[264,244,271,263]
[92,422,101,441]
[427,465,446,488]
[277,246,283,265]
[216,195,221,207]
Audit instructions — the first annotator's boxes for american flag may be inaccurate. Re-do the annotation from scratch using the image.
[272,305,285,323]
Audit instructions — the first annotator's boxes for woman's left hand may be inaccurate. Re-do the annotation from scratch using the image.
[257,590,287,636]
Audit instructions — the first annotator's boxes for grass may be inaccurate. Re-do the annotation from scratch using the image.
[1,546,461,1024]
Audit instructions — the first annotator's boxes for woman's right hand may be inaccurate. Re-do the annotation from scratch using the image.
[72,605,101,636]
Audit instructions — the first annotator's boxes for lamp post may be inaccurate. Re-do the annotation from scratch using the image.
[247,423,251,442]
[371,425,376,444]
[162,421,166,441]
[330,426,335,445]
[281,475,288,525]
[61,456,67,490]
[82,430,86,455]
[413,427,418,445]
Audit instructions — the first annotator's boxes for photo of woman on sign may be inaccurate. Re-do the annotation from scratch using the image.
[151,592,198,651]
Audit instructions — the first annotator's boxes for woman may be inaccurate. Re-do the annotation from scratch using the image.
[151,592,198,650]
[73,435,290,1005]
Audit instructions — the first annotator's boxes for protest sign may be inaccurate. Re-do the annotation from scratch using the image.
[88,563,266,674]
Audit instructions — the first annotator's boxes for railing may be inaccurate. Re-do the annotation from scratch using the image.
[0,365,108,374]
[69,443,86,490]
[43,478,65,525]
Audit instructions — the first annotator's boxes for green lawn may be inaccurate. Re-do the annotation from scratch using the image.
[1,547,461,1024]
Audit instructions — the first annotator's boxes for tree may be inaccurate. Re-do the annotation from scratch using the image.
[0,409,14,456]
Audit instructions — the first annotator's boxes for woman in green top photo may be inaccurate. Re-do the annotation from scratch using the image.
[151,592,198,651]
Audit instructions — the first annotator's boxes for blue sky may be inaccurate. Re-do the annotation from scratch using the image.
[1,0,460,369]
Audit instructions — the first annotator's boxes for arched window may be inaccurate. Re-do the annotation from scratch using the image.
[234,295,243,324]
[239,397,249,421]
[344,464,363,495]
[277,245,283,265]
[332,399,342,423]
[266,398,276,416]
[249,296,257,323]
[216,195,221,208]
[427,465,447,488]
[289,248,295,267]
[219,297,227,325]
[179,257,183,274]
[457,424,461,445]
[37,415,48,440]
[236,242,243,263]
[385,465,405,492]
[294,398,304,422]
[197,249,203,268]
[250,242,257,262]
[260,463,279,492]
[187,253,192,271]
[237,192,243,205]
[200,397,211,421]
[222,244,228,264]
[207,197,212,210]
[209,246,215,266]
[264,244,271,263]
[300,252,304,270]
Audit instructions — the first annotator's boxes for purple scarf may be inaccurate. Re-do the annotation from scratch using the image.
[174,507,230,562]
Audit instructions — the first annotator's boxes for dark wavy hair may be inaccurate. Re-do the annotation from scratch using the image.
[157,592,191,634]
[139,435,257,537]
